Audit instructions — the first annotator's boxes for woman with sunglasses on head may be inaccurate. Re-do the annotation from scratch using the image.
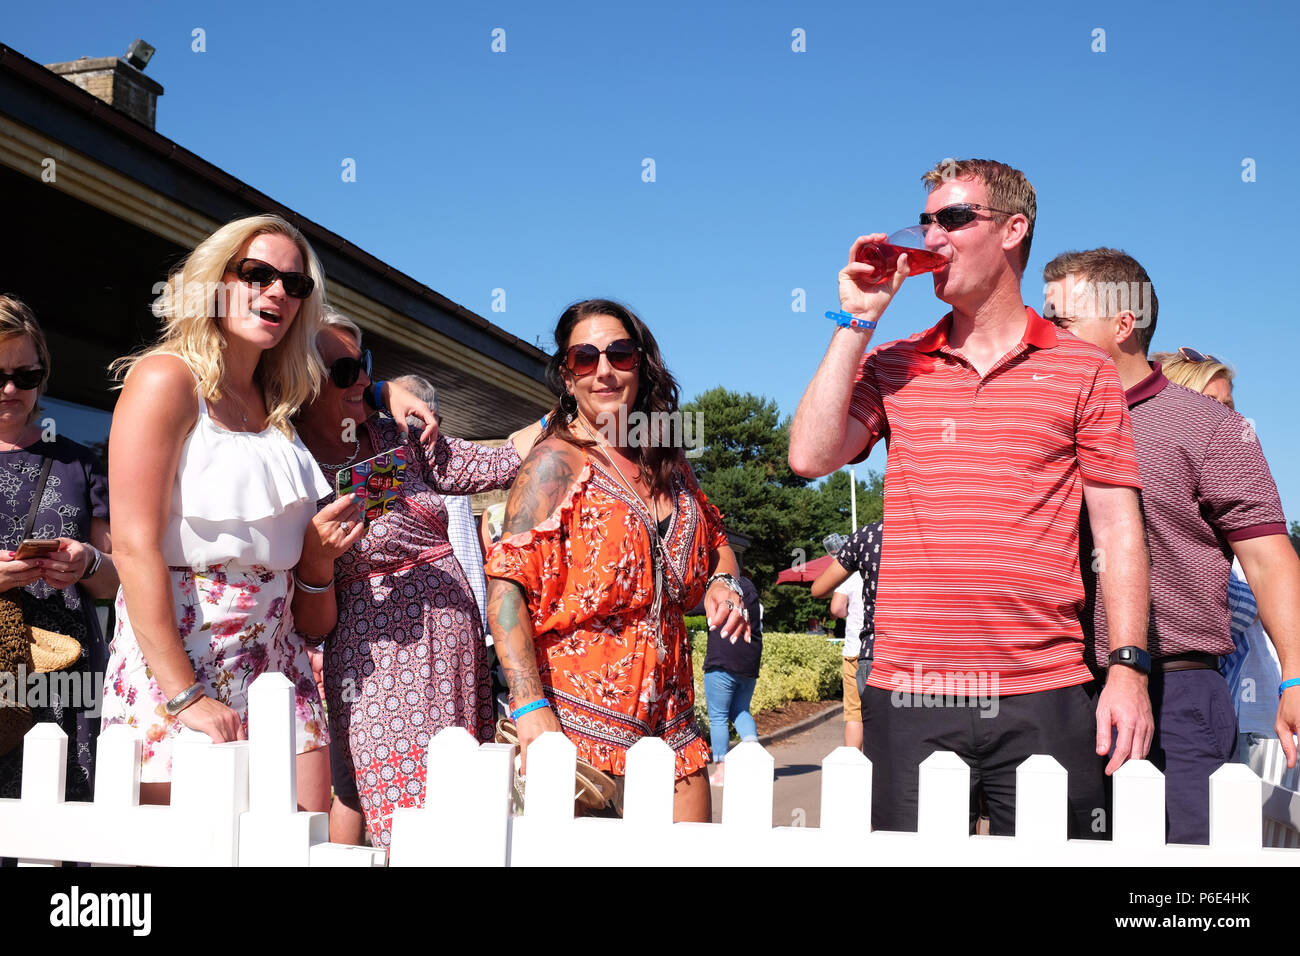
[486,299,747,822]
[0,295,120,804]
[1151,347,1235,409]
[295,312,536,848]
[101,215,436,810]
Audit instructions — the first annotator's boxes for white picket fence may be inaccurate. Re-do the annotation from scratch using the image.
[0,672,1297,866]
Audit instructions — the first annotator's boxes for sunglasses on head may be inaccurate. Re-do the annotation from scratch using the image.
[1178,346,1224,365]
[564,338,640,376]
[231,258,315,299]
[328,349,372,388]
[919,203,1019,231]
[0,368,44,390]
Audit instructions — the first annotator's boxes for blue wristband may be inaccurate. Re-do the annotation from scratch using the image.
[826,310,877,330]
[1280,678,1300,698]
[510,698,550,720]
[373,381,386,411]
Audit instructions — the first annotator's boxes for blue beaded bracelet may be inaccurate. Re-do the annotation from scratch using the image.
[826,310,877,330]
[510,698,550,720]
[1280,678,1300,698]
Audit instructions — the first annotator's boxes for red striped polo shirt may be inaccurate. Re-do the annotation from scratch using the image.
[849,307,1142,696]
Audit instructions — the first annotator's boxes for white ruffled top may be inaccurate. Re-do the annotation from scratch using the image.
[161,391,331,570]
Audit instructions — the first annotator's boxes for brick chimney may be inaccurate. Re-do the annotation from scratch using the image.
[46,40,163,129]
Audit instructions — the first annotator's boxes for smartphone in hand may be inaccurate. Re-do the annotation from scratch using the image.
[14,538,59,560]
[335,447,408,525]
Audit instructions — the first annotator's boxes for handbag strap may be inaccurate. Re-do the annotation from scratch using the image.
[20,457,53,542]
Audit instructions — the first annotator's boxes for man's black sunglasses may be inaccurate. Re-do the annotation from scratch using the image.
[0,368,44,390]
[232,258,315,299]
[329,349,372,388]
[919,203,1019,231]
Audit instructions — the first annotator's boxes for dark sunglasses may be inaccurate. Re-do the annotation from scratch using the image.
[564,338,640,376]
[919,203,1019,231]
[328,349,372,388]
[232,258,315,299]
[0,368,44,390]
[1178,346,1224,365]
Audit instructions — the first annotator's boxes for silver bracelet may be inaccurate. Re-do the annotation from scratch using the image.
[164,682,205,716]
[80,543,102,580]
[294,571,335,594]
[706,572,744,600]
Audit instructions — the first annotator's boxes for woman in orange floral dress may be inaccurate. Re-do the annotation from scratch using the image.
[485,299,750,822]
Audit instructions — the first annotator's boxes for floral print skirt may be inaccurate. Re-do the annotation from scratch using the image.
[101,565,328,782]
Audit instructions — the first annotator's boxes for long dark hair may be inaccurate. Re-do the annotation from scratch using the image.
[541,298,683,493]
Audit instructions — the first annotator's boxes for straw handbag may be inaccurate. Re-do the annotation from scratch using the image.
[494,716,622,816]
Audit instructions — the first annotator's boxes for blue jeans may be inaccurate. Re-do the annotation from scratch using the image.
[704,669,758,761]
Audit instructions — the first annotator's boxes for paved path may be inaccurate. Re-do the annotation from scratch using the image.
[709,708,848,827]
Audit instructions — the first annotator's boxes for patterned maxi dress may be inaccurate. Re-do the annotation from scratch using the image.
[321,419,521,848]
[485,457,726,779]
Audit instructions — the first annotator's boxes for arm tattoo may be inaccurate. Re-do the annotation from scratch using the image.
[486,444,577,706]
[487,577,545,704]
[502,444,576,537]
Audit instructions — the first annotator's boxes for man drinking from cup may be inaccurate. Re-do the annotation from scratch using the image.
[788,158,1153,837]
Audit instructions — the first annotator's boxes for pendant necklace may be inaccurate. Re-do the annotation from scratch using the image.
[223,387,253,429]
[578,417,673,659]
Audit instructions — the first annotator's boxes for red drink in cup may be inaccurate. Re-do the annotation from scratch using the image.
[855,226,949,285]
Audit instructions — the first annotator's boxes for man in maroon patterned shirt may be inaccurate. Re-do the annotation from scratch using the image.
[1044,247,1300,844]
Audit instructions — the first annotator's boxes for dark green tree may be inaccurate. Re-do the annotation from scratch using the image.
[683,388,811,595]
[681,387,884,632]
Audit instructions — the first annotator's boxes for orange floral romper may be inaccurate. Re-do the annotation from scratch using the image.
[485,458,726,778]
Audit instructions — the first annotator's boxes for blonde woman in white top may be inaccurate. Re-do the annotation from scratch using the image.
[103,214,433,809]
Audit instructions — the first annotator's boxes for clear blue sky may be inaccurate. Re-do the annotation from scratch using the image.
[8,0,1300,521]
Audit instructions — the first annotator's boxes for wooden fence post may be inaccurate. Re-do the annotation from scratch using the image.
[1015,754,1068,847]
[820,746,871,835]
[238,673,327,866]
[389,728,513,867]
[1210,762,1263,851]
[917,751,969,848]
[1112,759,1164,850]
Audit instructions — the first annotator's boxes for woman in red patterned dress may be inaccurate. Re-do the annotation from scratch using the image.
[296,314,528,849]
[485,299,749,822]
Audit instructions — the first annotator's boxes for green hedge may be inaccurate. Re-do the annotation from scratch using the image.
[692,631,842,737]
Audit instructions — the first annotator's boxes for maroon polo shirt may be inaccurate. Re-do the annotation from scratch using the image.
[1084,364,1287,664]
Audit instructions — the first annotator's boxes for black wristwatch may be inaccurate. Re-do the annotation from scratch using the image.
[1108,645,1151,675]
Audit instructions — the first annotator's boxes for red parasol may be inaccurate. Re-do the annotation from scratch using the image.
[774,553,837,585]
